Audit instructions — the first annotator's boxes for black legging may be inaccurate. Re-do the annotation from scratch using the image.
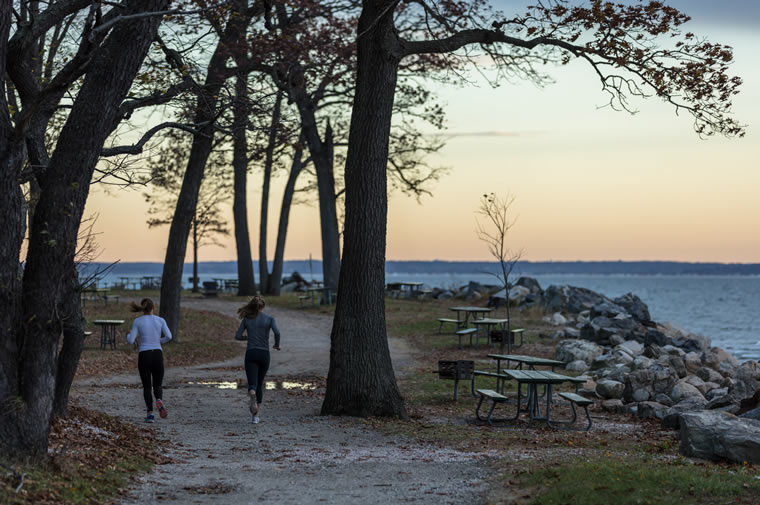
[138,349,164,411]
[244,348,270,404]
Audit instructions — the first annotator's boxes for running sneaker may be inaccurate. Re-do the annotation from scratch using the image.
[145,413,155,423]
[156,399,168,419]
[248,392,258,416]
[252,416,260,424]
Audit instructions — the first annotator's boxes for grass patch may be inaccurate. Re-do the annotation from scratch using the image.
[77,301,241,377]
[522,456,760,505]
[1,406,167,505]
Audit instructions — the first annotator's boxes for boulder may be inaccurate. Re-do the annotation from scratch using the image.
[632,356,654,371]
[581,316,640,344]
[696,367,724,384]
[631,388,650,402]
[683,352,702,374]
[565,360,589,372]
[624,365,678,403]
[728,361,760,403]
[684,375,708,395]
[608,334,626,347]
[515,276,542,294]
[701,351,721,370]
[668,356,688,379]
[670,380,705,403]
[563,327,581,338]
[591,301,627,319]
[638,401,668,420]
[653,393,674,407]
[543,285,610,314]
[597,379,625,399]
[548,312,567,326]
[555,339,604,365]
[741,407,760,421]
[613,293,652,323]
[617,340,644,357]
[679,411,760,464]
[600,399,626,413]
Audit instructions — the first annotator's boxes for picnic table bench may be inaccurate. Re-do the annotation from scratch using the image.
[474,389,511,424]
[552,392,594,431]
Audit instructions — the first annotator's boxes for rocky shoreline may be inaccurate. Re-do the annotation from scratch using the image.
[432,277,760,464]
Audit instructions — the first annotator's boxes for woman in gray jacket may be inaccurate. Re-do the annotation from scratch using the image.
[236,296,281,423]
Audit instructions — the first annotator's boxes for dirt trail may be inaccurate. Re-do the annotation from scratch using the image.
[74,299,492,504]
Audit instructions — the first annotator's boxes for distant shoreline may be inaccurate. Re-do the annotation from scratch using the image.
[80,260,760,276]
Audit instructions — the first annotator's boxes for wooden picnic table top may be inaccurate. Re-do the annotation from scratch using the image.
[448,306,493,313]
[502,369,575,384]
[473,318,510,324]
[488,354,565,367]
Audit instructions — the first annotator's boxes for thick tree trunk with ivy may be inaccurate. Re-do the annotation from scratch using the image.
[321,2,406,418]
[0,0,167,458]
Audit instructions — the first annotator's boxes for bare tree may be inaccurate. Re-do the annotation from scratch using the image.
[476,192,522,352]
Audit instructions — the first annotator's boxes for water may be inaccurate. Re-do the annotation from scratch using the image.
[95,269,760,361]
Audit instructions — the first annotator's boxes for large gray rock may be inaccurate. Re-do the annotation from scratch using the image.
[613,293,652,323]
[565,360,589,372]
[624,365,679,403]
[728,361,760,403]
[670,380,705,403]
[555,339,604,365]
[515,276,542,294]
[696,366,723,384]
[669,356,688,378]
[679,411,760,464]
[616,340,644,357]
[591,301,628,319]
[638,401,669,420]
[683,352,702,374]
[543,285,610,314]
[597,379,625,399]
[581,316,641,344]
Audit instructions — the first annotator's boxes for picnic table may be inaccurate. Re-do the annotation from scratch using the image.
[447,306,492,326]
[471,317,509,347]
[93,319,125,350]
[488,354,565,373]
[475,370,578,425]
[305,285,335,305]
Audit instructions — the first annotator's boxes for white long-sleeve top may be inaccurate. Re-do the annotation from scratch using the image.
[126,314,172,352]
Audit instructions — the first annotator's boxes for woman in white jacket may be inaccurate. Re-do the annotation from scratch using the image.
[126,298,172,423]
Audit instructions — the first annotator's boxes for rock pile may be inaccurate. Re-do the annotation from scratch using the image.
[515,276,760,464]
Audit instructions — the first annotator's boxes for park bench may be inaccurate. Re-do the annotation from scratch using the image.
[474,389,510,425]
[202,281,218,297]
[432,360,474,401]
[489,327,526,348]
[455,327,477,348]
[472,369,511,396]
[437,318,463,334]
[298,294,312,308]
[103,294,120,305]
[549,392,594,431]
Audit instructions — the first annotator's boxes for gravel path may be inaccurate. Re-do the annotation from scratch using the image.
[74,299,492,504]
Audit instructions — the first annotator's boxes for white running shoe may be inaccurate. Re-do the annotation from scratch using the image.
[252,416,260,424]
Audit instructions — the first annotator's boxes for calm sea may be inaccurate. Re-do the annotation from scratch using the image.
[97,270,760,362]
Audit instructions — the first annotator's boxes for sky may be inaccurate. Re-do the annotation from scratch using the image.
[83,0,760,264]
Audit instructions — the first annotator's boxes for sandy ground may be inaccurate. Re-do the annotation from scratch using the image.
[73,298,492,504]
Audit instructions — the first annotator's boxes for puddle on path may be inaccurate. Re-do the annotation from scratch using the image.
[184,380,317,391]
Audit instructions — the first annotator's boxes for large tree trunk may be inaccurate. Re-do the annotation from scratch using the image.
[258,91,283,295]
[270,145,305,296]
[321,2,406,418]
[0,3,25,423]
[159,0,252,337]
[233,73,256,296]
[296,104,341,291]
[53,267,86,416]
[2,0,167,458]
[192,217,199,293]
